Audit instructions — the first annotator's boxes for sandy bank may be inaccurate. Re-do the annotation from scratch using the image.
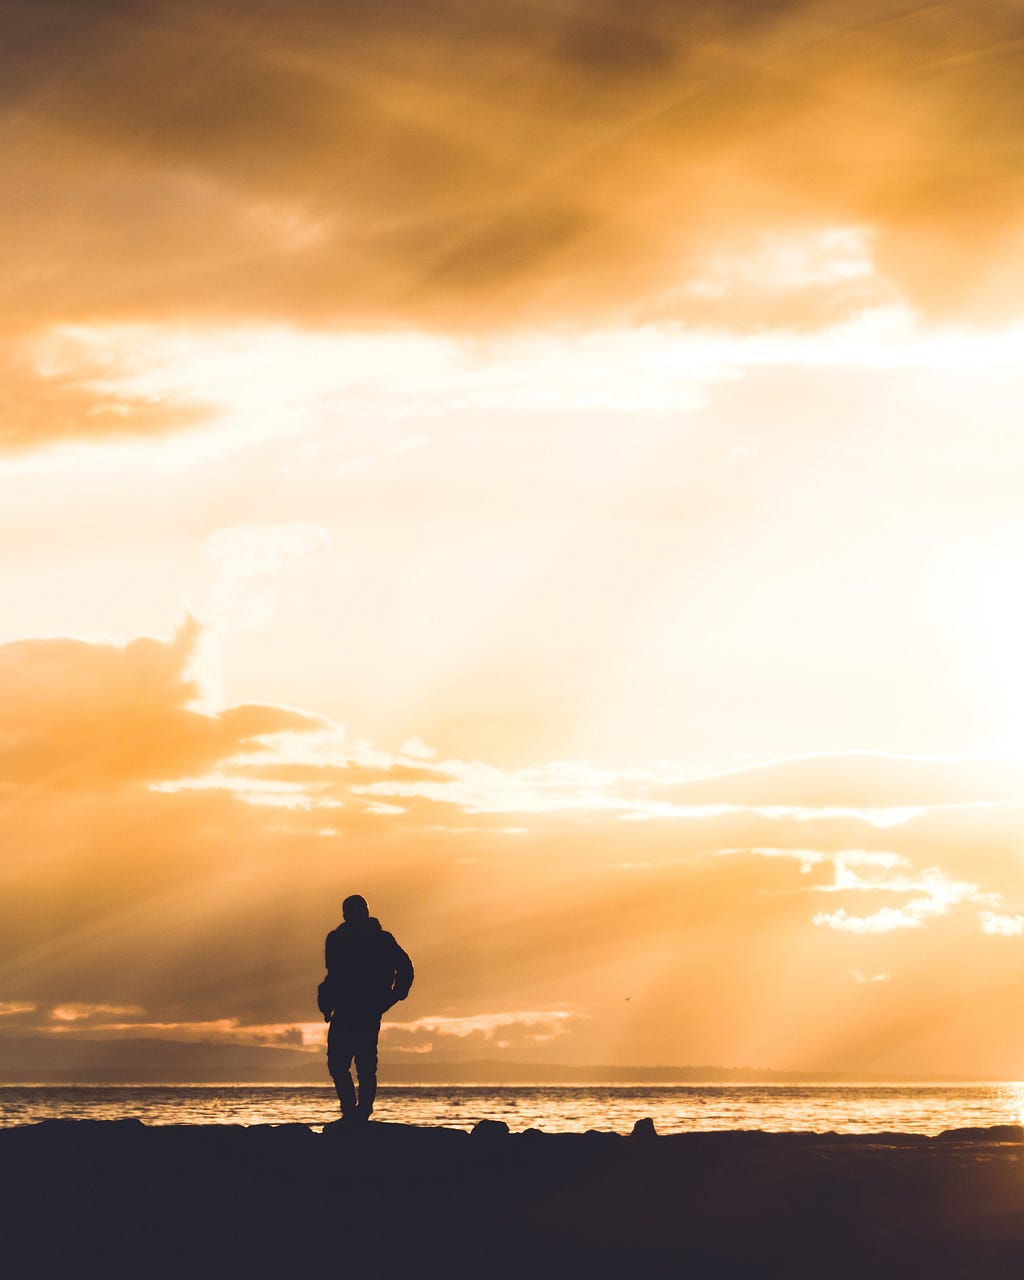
[3,1120,1024,1278]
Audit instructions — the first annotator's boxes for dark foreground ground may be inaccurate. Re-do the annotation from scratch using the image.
[4,1119,1024,1279]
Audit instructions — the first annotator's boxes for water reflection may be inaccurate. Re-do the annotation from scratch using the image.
[3,1083,1024,1134]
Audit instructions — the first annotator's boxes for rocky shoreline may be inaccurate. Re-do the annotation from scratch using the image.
[4,1119,1024,1278]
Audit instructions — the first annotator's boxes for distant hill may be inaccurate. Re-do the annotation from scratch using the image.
[0,1037,978,1084]
[0,1036,318,1084]
[377,1060,978,1085]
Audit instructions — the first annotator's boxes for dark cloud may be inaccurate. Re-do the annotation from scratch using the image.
[1,0,1022,355]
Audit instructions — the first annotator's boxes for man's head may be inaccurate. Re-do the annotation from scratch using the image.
[342,894,370,922]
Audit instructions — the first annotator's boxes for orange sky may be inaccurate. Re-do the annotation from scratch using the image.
[3,0,1024,1078]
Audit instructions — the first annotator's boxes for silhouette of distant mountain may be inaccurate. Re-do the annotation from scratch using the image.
[0,1038,978,1084]
[0,1036,316,1083]
[374,1060,979,1085]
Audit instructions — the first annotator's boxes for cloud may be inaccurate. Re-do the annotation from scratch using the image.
[340,749,1021,827]
[0,339,208,451]
[629,751,1024,812]
[813,856,938,896]
[717,845,1007,935]
[50,1003,145,1022]
[3,616,1024,1075]
[202,524,332,630]
[978,911,1024,937]
[680,226,886,323]
[0,618,491,832]
[812,866,991,933]
[0,617,320,789]
[715,846,827,873]
[849,970,889,984]
[41,1016,326,1050]
[716,846,911,878]
[192,521,334,706]
[20,1006,579,1058]
[387,1010,578,1040]
[689,229,877,296]
[4,619,1016,887]
[381,1010,582,1055]
[814,904,933,934]
[2,0,1023,407]
[11,311,1024,464]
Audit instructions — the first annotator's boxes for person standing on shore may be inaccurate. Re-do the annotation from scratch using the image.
[319,894,414,1122]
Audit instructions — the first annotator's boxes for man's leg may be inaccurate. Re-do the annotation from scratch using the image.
[352,1017,382,1119]
[326,1021,357,1115]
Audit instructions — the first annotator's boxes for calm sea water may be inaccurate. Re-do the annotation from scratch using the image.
[3,1084,1024,1135]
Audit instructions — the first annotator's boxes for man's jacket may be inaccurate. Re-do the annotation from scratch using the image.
[321,916,414,1022]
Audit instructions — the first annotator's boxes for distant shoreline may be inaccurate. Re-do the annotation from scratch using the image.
[0,1045,1011,1086]
[0,1072,1012,1086]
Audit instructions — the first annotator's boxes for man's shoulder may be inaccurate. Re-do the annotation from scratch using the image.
[383,931,411,959]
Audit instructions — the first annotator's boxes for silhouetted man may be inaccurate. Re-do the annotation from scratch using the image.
[320,894,414,1122]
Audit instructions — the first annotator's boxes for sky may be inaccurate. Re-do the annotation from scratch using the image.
[2,0,1024,1079]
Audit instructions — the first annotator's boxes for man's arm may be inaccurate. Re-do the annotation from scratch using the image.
[390,939,414,1003]
[320,930,336,1022]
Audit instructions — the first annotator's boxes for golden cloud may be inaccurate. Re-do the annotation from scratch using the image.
[0,617,318,789]
[3,617,1024,1075]
[4,1,1024,445]
[0,343,208,450]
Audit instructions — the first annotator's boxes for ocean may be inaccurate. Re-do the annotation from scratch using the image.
[3,1083,1023,1134]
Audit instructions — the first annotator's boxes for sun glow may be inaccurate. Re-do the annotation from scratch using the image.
[4,0,1024,1083]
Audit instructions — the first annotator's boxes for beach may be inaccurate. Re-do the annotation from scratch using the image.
[4,1119,1024,1279]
